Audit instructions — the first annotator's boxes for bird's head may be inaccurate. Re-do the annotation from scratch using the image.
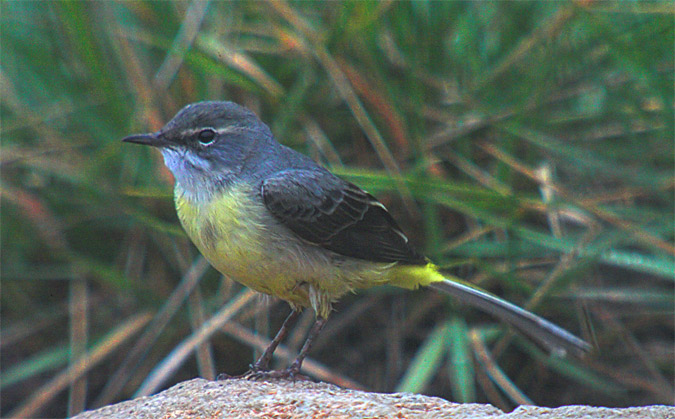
[123,101,272,201]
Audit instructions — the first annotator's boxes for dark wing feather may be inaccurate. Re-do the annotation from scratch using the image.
[261,169,426,265]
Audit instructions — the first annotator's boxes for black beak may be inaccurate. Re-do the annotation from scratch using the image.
[121,132,168,147]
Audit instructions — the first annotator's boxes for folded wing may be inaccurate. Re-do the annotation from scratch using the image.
[261,169,426,265]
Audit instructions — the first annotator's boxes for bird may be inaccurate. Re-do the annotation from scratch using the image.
[122,101,590,379]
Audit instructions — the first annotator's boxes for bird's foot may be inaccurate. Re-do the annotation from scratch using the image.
[216,371,246,380]
[244,366,310,381]
[215,364,309,381]
[215,362,268,380]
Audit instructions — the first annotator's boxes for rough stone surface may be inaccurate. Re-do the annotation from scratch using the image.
[73,378,674,419]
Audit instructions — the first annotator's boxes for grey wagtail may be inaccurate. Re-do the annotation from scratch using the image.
[123,101,590,379]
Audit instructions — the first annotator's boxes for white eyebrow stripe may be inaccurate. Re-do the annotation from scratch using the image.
[180,126,238,136]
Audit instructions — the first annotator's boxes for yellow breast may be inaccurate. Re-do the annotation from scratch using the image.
[175,183,260,276]
[173,182,312,306]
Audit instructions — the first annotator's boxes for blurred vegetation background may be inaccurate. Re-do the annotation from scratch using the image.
[1,1,673,417]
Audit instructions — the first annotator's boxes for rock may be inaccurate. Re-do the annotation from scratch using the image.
[73,378,673,419]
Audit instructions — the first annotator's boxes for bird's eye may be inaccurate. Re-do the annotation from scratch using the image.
[197,128,216,145]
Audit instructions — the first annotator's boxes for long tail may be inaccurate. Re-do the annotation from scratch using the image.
[428,278,591,357]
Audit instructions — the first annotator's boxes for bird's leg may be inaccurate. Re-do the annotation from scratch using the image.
[246,316,327,381]
[250,309,300,372]
[218,309,300,380]
[285,316,327,378]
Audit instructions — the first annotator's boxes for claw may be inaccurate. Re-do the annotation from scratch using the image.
[216,365,264,381]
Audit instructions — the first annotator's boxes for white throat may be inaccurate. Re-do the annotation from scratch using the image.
[161,147,231,204]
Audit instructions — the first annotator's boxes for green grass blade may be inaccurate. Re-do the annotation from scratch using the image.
[396,320,453,393]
